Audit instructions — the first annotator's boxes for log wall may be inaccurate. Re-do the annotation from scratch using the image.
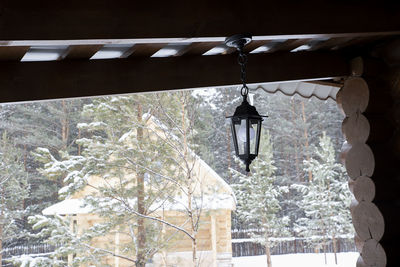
[363,58,400,267]
[338,56,400,267]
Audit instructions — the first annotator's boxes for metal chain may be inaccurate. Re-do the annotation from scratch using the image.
[237,47,248,97]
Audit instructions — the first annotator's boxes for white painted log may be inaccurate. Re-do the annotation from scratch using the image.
[342,114,370,144]
[340,77,369,116]
[348,179,355,193]
[356,255,367,267]
[340,141,352,165]
[353,176,375,202]
[352,202,385,242]
[362,239,387,267]
[354,234,364,252]
[336,88,346,116]
[350,198,359,213]
[345,143,375,179]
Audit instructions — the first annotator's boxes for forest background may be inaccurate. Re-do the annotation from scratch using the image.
[0,85,354,266]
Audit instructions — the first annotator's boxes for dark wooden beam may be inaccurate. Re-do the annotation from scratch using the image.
[61,45,103,60]
[0,46,29,60]
[0,51,349,103]
[0,1,399,44]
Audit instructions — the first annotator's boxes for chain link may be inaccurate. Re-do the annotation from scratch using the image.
[237,48,248,97]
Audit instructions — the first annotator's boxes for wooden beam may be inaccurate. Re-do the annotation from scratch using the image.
[267,39,312,53]
[0,51,349,103]
[0,1,399,44]
[61,45,103,60]
[122,43,166,58]
[243,40,271,53]
[0,46,29,60]
[177,42,221,56]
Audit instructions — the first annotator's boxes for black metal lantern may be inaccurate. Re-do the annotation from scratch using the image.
[225,34,267,172]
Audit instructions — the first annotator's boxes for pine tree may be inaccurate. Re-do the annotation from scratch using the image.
[0,133,29,266]
[233,131,289,267]
[293,132,353,265]
[0,100,86,222]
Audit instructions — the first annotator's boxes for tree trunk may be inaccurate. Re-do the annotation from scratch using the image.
[77,128,81,156]
[136,103,147,267]
[290,99,301,182]
[225,111,232,183]
[0,186,4,267]
[0,222,2,267]
[265,234,272,267]
[180,93,198,267]
[332,234,338,265]
[57,100,70,195]
[61,100,70,150]
[301,101,313,182]
[323,237,327,265]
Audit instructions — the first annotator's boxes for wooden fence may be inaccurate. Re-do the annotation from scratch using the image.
[2,244,57,267]
[232,237,357,257]
[2,237,357,263]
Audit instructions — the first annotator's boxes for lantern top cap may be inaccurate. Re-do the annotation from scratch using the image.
[227,98,267,119]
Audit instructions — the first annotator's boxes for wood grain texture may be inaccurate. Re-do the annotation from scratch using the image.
[339,77,369,116]
[353,177,375,202]
[342,114,370,145]
[345,143,375,179]
[352,201,385,241]
[361,239,387,267]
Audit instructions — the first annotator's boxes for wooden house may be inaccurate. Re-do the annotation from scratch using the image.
[43,116,236,267]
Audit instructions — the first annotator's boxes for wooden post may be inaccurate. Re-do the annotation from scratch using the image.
[115,232,120,267]
[210,214,217,267]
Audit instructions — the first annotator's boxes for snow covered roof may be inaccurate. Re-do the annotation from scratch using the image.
[42,199,91,215]
[42,193,235,216]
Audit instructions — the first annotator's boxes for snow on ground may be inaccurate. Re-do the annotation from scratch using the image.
[233,252,359,267]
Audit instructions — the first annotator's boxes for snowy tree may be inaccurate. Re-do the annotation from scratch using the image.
[0,133,29,266]
[0,100,87,226]
[293,132,353,265]
[23,93,209,267]
[154,91,204,265]
[233,131,289,267]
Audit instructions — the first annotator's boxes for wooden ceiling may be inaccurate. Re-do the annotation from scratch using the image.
[0,1,399,103]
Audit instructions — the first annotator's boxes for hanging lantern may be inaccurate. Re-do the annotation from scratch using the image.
[225,34,267,172]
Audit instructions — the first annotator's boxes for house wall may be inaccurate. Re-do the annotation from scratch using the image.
[75,209,233,267]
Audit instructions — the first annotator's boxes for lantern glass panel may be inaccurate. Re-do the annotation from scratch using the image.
[251,119,262,155]
[234,120,245,155]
